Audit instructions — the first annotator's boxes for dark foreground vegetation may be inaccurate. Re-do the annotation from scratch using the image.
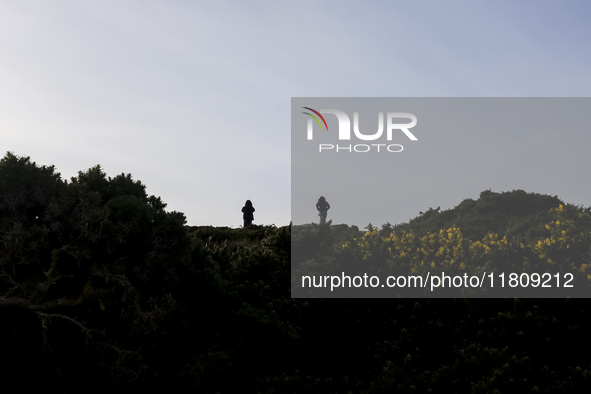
[2,152,591,392]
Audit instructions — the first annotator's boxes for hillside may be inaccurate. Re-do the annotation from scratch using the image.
[394,189,569,240]
[3,153,591,392]
[292,189,591,298]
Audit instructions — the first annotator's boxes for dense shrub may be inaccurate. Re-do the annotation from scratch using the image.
[4,154,591,393]
[0,152,192,391]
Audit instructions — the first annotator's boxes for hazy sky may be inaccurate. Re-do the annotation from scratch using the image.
[292,98,591,228]
[1,1,590,227]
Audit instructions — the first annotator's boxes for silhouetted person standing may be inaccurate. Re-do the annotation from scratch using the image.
[242,200,255,227]
[316,196,330,224]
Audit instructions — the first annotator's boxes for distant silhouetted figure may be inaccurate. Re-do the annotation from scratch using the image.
[242,200,255,227]
[316,196,330,224]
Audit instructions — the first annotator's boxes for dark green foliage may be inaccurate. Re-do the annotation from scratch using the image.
[396,189,564,240]
[291,221,363,268]
[173,225,302,392]
[0,153,192,391]
[189,224,271,249]
[4,153,591,392]
[181,225,591,393]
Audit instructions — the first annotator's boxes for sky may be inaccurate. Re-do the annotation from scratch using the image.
[1,1,590,228]
[291,97,591,228]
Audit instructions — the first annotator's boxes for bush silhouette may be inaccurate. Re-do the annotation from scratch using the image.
[0,152,192,390]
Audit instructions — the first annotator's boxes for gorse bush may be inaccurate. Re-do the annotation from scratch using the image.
[293,189,591,297]
[341,203,591,294]
[4,153,591,393]
[395,189,565,240]
[0,152,192,391]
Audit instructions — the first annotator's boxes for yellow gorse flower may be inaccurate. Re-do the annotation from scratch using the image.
[349,206,591,281]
